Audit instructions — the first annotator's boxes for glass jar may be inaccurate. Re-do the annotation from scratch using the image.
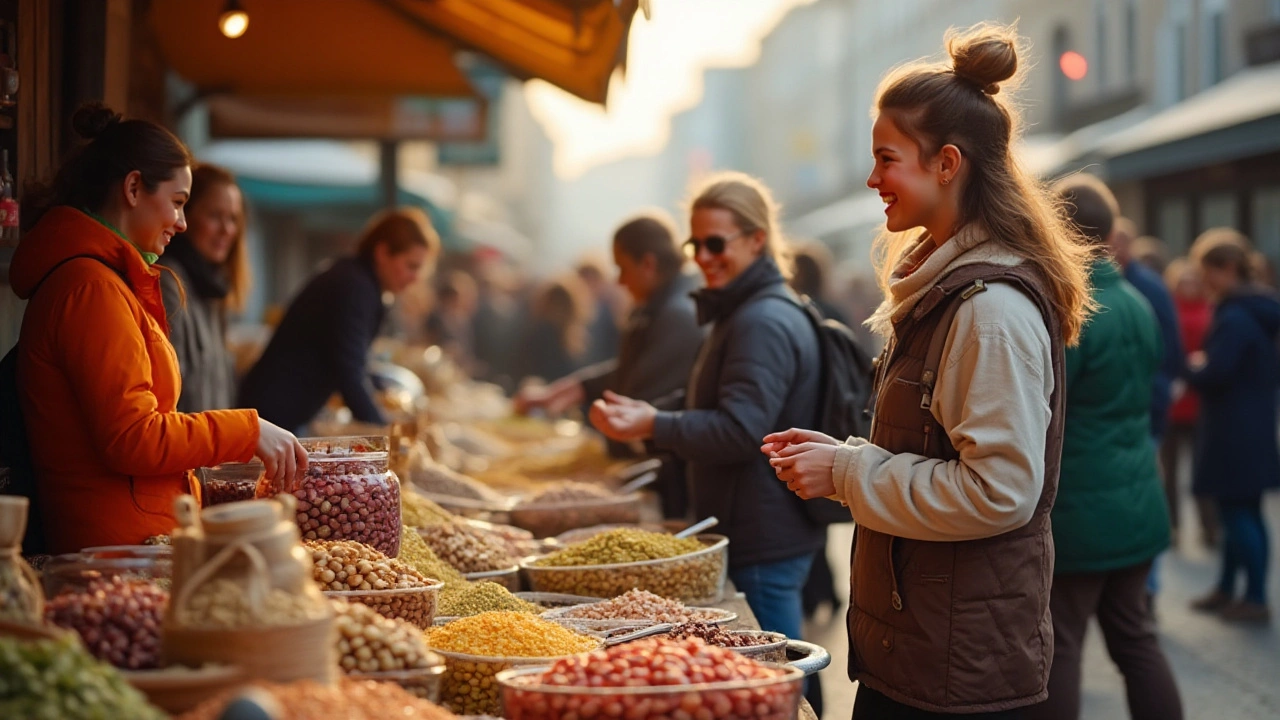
[259,436,402,557]
[195,461,265,507]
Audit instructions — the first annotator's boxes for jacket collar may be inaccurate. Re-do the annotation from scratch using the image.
[691,255,786,325]
[10,206,169,332]
[1088,257,1123,287]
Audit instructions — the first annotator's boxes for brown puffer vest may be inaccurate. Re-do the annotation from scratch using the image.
[847,262,1066,713]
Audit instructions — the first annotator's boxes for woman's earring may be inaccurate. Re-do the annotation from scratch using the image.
[941,177,950,185]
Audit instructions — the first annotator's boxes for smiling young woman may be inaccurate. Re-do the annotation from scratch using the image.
[763,23,1097,719]
[10,103,306,553]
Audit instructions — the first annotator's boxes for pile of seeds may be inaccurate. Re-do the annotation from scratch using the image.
[667,622,772,647]
[522,482,611,505]
[426,611,598,657]
[557,589,722,623]
[0,635,166,719]
[177,677,454,720]
[437,582,540,618]
[533,528,703,567]
[398,526,467,587]
[402,492,454,528]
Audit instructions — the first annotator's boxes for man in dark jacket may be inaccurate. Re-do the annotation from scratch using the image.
[1025,176,1182,720]
[517,214,705,518]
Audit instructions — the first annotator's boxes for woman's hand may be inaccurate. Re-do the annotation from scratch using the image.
[767,441,838,500]
[515,379,586,416]
[589,390,657,442]
[257,419,308,483]
[760,427,839,456]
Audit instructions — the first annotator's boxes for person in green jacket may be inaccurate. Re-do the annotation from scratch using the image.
[1025,176,1182,720]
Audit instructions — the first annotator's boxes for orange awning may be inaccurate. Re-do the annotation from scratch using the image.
[380,0,640,104]
[147,0,477,98]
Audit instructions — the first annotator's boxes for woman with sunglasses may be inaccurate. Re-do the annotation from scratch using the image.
[590,171,825,646]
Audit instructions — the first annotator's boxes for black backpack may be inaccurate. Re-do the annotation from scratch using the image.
[765,290,877,524]
[1,255,120,554]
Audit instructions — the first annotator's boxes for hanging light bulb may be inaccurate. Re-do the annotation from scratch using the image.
[218,0,249,39]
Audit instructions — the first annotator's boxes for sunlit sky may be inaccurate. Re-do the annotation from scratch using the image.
[525,0,815,179]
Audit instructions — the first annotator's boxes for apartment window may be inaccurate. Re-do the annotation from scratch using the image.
[1200,193,1238,232]
[1052,25,1071,127]
[1174,22,1188,100]
[1158,197,1192,256]
[1206,10,1226,85]
[1272,0,1280,21]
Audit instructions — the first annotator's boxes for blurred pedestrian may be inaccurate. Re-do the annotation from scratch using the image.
[515,213,704,519]
[1186,228,1279,625]
[471,256,524,391]
[513,275,594,385]
[577,257,625,365]
[238,208,439,432]
[1162,258,1217,547]
[589,172,825,651]
[1022,175,1181,720]
[157,163,249,412]
[425,269,479,372]
[762,23,1095,718]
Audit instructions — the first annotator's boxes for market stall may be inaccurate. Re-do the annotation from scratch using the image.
[0,409,829,719]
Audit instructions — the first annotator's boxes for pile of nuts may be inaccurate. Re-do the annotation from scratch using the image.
[176,579,328,629]
[419,522,516,574]
[399,526,467,587]
[305,540,428,592]
[427,611,599,716]
[332,599,438,674]
[44,576,168,670]
[666,622,773,647]
[438,582,541,618]
[178,677,455,720]
[202,479,259,507]
[510,486,640,539]
[279,454,402,557]
[307,540,440,629]
[557,589,723,624]
[533,529,704,567]
[501,638,801,720]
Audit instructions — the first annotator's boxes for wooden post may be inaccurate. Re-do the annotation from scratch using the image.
[379,139,399,210]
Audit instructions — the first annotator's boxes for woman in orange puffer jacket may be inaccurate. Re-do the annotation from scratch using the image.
[10,103,306,553]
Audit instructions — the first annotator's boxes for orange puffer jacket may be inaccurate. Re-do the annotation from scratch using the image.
[9,207,259,553]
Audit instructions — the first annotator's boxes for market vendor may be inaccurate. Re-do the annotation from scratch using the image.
[514,212,705,518]
[238,207,439,432]
[10,103,307,554]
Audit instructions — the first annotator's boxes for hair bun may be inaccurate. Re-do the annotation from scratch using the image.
[947,25,1018,95]
[71,102,123,139]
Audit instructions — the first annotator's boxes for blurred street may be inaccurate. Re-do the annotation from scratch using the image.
[807,495,1280,720]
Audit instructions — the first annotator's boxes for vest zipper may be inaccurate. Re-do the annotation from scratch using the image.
[888,536,902,611]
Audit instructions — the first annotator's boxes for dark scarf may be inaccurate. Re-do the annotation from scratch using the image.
[691,255,787,325]
[164,234,230,300]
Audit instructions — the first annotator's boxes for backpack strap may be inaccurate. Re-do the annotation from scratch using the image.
[919,278,987,409]
[30,254,125,298]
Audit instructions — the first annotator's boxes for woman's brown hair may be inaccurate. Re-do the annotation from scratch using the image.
[356,207,441,264]
[870,23,1096,344]
[22,103,193,231]
[180,163,251,312]
[1190,227,1258,283]
[533,275,593,359]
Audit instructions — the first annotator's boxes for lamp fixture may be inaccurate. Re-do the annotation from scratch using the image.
[218,0,249,39]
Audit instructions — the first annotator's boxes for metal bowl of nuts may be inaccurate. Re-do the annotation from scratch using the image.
[325,579,444,630]
[350,664,446,703]
[520,535,729,604]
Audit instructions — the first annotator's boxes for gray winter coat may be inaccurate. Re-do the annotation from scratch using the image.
[158,260,235,412]
[651,257,824,568]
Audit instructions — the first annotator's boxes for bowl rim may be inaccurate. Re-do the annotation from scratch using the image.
[495,662,805,694]
[542,603,737,627]
[346,657,447,677]
[511,492,644,511]
[324,578,445,597]
[430,644,601,663]
[520,534,728,572]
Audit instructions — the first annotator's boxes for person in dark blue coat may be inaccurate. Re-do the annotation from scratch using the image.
[1186,228,1279,625]
[238,208,439,432]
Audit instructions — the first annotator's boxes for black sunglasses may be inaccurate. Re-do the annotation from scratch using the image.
[683,231,743,257]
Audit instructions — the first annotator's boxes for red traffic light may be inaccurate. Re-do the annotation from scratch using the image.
[1059,51,1088,81]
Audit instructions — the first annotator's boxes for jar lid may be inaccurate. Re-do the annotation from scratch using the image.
[202,499,281,537]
